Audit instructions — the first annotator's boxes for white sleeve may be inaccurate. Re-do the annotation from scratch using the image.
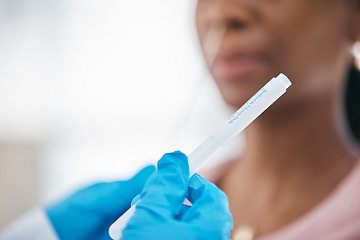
[0,208,59,240]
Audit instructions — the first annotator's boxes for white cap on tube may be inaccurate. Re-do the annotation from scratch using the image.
[276,73,292,89]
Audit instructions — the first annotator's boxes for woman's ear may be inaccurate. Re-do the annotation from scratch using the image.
[348,0,360,42]
[355,0,360,41]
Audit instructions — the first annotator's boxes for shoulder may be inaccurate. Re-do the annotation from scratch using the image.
[259,161,360,240]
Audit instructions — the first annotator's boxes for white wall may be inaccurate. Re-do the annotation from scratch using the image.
[0,0,241,215]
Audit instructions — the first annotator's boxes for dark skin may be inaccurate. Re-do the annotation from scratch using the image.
[196,0,360,237]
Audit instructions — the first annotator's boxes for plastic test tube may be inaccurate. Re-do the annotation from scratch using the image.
[109,73,292,240]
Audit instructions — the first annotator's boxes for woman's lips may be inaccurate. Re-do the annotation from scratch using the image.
[211,53,266,79]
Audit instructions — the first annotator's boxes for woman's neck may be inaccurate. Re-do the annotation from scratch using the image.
[219,94,357,236]
[242,97,351,181]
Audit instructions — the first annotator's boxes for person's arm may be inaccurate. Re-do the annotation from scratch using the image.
[0,165,155,240]
[0,208,58,240]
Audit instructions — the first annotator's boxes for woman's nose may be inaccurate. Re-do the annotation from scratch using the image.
[208,1,255,32]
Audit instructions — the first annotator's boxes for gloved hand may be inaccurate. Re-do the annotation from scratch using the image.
[121,151,233,240]
[45,165,155,240]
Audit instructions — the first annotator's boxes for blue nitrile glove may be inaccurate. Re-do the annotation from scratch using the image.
[45,165,155,240]
[121,151,233,240]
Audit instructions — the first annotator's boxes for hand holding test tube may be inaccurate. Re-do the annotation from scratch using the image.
[109,73,291,240]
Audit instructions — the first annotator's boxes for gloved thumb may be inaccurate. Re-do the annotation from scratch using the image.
[45,166,155,240]
[127,165,156,194]
[101,165,156,218]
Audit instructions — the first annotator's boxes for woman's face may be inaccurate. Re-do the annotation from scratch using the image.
[196,0,359,109]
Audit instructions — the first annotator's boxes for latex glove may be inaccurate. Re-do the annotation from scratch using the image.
[45,165,155,240]
[121,151,233,240]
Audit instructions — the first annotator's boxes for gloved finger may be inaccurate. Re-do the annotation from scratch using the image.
[127,165,156,194]
[45,166,155,240]
[175,203,192,220]
[136,151,189,219]
[182,174,233,230]
[90,165,156,219]
[131,194,141,206]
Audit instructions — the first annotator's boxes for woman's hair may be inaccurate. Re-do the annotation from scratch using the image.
[345,65,360,145]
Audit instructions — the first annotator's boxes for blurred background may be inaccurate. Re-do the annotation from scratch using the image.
[1,0,359,230]
[0,0,243,229]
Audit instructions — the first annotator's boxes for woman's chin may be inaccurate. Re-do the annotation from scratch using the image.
[218,87,253,108]
[213,71,276,108]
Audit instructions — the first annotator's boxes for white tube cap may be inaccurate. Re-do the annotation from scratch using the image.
[276,73,291,89]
